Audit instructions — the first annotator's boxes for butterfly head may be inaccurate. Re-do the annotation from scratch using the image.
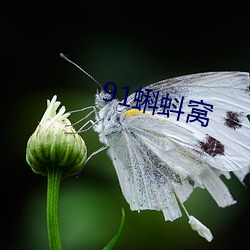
[94,90,113,109]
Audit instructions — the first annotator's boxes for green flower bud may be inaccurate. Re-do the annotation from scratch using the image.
[26,95,87,178]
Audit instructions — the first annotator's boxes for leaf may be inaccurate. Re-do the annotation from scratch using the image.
[102,208,125,250]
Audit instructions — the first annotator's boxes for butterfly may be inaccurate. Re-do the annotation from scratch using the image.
[91,72,250,241]
[61,55,250,241]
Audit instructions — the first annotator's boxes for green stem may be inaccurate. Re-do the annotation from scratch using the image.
[47,165,63,250]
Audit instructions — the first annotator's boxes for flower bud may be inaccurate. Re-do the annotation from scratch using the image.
[26,95,87,178]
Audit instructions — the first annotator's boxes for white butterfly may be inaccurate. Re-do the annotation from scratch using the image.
[87,72,250,242]
[60,53,250,242]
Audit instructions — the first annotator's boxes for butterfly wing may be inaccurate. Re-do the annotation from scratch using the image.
[105,72,249,221]
[107,112,237,221]
[124,72,250,173]
[106,118,182,221]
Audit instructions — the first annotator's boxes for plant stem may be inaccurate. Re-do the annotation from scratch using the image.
[47,165,63,250]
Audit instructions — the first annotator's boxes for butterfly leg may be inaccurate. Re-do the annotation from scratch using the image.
[85,145,108,165]
[68,106,102,132]
[77,119,97,132]
[70,106,96,126]
[77,145,108,176]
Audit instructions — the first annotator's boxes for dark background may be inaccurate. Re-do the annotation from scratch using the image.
[2,1,250,250]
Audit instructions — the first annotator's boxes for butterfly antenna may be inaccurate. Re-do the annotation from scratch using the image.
[60,53,103,91]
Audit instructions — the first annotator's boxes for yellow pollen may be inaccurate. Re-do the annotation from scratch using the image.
[124,109,151,116]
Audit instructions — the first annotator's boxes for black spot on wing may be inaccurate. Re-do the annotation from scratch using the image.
[199,135,225,157]
[186,177,195,186]
[224,111,243,130]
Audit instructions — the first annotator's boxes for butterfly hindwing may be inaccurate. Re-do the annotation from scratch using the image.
[107,121,182,221]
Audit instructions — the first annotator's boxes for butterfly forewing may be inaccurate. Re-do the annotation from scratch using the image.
[121,72,250,172]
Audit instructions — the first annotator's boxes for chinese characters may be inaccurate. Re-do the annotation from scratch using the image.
[103,82,213,127]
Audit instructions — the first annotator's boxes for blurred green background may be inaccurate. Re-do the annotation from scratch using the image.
[2,1,250,250]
